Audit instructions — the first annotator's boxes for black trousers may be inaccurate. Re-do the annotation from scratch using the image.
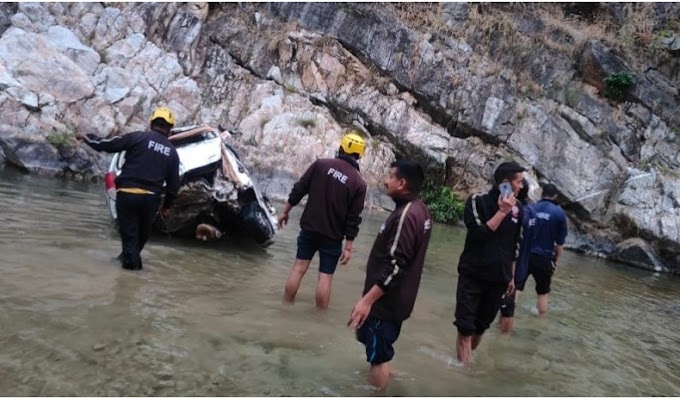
[115,191,161,270]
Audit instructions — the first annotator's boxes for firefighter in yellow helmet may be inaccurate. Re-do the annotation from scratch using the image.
[278,130,368,309]
[76,107,180,271]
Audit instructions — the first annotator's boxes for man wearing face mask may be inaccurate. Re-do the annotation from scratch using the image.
[453,161,525,365]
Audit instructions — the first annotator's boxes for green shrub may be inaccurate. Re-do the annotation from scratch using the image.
[603,72,635,101]
[421,183,465,224]
[46,131,73,149]
[295,117,316,129]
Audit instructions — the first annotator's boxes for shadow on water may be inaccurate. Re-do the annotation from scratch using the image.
[1,167,680,396]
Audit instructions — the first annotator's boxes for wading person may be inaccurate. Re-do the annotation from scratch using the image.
[278,131,367,310]
[499,179,535,333]
[77,107,180,271]
[519,183,568,315]
[453,161,524,365]
[348,160,431,391]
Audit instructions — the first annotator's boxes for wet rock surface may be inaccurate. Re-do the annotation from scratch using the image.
[0,3,679,272]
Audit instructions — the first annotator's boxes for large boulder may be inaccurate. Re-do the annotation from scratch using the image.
[610,238,666,272]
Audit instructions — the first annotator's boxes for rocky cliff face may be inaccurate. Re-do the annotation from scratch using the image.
[0,3,679,273]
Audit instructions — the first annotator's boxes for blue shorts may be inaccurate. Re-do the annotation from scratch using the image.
[356,314,402,364]
[296,230,342,275]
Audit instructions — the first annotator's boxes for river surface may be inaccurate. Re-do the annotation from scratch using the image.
[1,166,680,396]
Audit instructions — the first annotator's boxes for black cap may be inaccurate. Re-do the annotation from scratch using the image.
[494,161,526,184]
[542,183,559,198]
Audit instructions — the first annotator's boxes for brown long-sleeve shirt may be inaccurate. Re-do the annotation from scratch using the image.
[363,193,432,322]
[288,155,367,242]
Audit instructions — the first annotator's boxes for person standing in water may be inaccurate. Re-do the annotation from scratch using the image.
[519,183,568,315]
[453,161,524,365]
[77,107,180,271]
[499,179,535,333]
[348,159,432,390]
[278,131,367,310]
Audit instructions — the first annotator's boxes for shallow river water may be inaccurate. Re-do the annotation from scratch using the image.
[1,167,679,396]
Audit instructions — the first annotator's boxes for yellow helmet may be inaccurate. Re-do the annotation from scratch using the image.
[149,107,175,125]
[340,131,366,158]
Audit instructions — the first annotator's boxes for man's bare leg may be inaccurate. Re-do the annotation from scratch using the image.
[471,334,483,350]
[283,259,312,304]
[315,272,333,310]
[369,362,391,390]
[537,294,549,315]
[456,333,472,365]
[499,316,515,333]
[500,291,519,333]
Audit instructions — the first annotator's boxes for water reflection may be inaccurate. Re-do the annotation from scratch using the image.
[0,167,679,396]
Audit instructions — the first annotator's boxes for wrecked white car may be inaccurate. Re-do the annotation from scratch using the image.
[104,125,278,246]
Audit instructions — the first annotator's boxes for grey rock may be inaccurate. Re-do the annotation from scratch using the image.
[156,370,174,380]
[164,3,208,75]
[0,3,16,36]
[660,37,680,53]
[0,28,95,104]
[92,344,106,351]
[155,380,175,389]
[610,238,666,272]
[578,39,633,94]
[442,3,468,29]
[0,132,66,175]
[16,2,56,31]
[44,26,101,75]
[92,7,127,49]
[95,66,131,104]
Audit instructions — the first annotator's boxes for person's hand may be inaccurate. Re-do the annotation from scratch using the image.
[498,194,516,215]
[551,260,557,274]
[277,212,289,230]
[339,241,353,265]
[505,279,515,297]
[339,247,352,265]
[347,298,371,330]
[161,207,171,218]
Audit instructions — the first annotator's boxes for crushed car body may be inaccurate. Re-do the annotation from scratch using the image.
[104,125,278,246]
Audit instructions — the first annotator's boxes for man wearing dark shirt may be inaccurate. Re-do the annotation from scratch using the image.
[454,161,525,365]
[348,160,432,390]
[522,183,568,315]
[278,131,367,310]
[77,107,180,271]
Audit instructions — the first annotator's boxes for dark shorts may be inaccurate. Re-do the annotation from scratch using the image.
[519,254,554,295]
[503,255,554,318]
[454,274,507,336]
[296,230,342,275]
[356,314,402,365]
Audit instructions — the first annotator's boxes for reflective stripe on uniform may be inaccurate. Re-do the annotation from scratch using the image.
[117,187,154,195]
[383,202,413,287]
[471,194,482,225]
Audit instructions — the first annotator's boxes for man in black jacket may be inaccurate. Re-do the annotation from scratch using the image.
[278,131,367,310]
[348,160,432,390]
[454,161,525,365]
[77,107,180,271]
